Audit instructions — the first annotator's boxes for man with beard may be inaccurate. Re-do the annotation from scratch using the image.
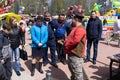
[43,12,58,68]
[65,15,86,80]
[54,14,66,65]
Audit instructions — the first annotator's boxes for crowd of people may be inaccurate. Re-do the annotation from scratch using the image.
[0,16,25,80]
[0,5,105,80]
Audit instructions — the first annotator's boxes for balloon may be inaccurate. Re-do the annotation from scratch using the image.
[93,3,102,12]
[22,6,25,10]
[19,6,23,10]
[0,0,16,14]
[112,0,120,8]
[89,3,102,16]
[18,5,25,14]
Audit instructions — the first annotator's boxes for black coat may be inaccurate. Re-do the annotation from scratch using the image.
[0,31,9,60]
[0,63,8,80]
[86,17,102,39]
[43,21,55,40]
[9,28,23,49]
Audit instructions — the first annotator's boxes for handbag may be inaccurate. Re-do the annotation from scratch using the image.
[20,46,28,60]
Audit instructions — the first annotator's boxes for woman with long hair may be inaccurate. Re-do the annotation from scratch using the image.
[9,16,23,76]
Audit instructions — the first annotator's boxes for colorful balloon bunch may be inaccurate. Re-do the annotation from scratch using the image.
[0,0,15,14]
[18,6,25,14]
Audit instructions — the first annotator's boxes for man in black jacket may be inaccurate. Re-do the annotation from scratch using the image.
[0,24,12,80]
[43,12,58,68]
[86,11,102,64]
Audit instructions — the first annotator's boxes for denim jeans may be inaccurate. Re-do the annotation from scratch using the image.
[86,38,99,61]
[10,47,20,71]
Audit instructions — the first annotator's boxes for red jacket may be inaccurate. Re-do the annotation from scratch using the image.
[65,26,86,58]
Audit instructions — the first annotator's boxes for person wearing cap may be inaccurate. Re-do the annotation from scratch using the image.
[0,23,12,80]
[65,5,84,36]
[85,11,102,64]
[31,16,48,76]
[65,15,86,80]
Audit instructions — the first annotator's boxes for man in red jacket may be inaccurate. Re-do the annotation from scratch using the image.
[65,15,86,80]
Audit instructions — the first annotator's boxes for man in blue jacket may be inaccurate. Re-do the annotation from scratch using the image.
[54,14,66,65]
[43,12,58,68]
[86,11,102,64]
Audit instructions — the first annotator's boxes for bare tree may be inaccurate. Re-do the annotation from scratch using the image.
[50,0,67,15]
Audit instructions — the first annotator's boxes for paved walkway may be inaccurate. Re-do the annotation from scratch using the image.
[11,33,120,80]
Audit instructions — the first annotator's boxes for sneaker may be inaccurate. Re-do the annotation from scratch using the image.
[84,59,90,63]
[31,72,34,76]
[39,69,44,74]
[16,71,21,76]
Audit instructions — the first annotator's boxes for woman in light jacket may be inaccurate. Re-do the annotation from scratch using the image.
[31,16,48,76]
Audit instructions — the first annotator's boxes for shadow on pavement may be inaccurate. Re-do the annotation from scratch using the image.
[109,43,119,48]
[84,58,109,66]
[20,67,25,71]
[89,65,109,80]
[100,41,109,45]
[25,60,32,72]
[48,66,69,80]
[12,62,25,72]
[24,60,42,73]
[100,41,119,48]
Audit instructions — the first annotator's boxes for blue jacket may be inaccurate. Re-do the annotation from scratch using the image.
[53,20,66,38]
[31,23,48,48]
[86,17,102,39]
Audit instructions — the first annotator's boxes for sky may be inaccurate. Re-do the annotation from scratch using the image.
[47,0,52,6]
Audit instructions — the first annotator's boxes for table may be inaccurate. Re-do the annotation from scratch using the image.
[108,54,120,79]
